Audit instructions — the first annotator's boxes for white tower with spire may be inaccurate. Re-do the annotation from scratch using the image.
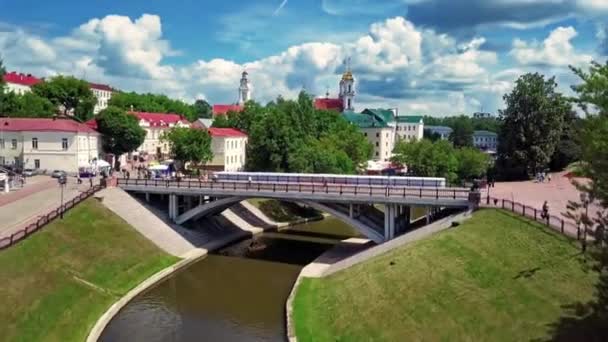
[339,58,355,111]
[238,70,251,105]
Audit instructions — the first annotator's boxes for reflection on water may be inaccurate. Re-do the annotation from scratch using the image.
[99,234,336,342]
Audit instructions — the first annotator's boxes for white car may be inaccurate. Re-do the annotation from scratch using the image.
[23,169,38,177]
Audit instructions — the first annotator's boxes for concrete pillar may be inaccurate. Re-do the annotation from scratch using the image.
[199,195,203,205]
[384,205,390,241]
[4,179,9,193]
[426,206,431,225]
[388,204,396,240]
[145,193,150,202]
[169,194,178,221]
[186,196,193,210]
[349,203,354,218]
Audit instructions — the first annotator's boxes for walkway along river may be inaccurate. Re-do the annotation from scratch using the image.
[99,217,355,342]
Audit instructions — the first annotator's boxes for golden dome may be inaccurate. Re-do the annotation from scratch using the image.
[342,71,354,81]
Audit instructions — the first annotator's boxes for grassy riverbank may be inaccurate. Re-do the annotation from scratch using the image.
[293,209,600,341]
[0,198,179,342]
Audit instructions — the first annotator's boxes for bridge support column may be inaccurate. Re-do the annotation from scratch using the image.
[145,193,150,202]
[384,204,396,241]
[349,204,354,218]
[168,194,178,221]
[426,206,431,225]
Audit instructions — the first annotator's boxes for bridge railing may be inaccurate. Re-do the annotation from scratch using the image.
[117,178,471,201]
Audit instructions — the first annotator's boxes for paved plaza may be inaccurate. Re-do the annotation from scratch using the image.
[484,171,602,223]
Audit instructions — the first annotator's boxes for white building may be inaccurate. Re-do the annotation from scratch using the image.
[343,109,395,161]
[206,128,248,171]
[0,118,100,173]
[132,112,191,159]
[395,116,424,142]
[3,72,42,95]
[89,83,113,114]
[473,130,498,151]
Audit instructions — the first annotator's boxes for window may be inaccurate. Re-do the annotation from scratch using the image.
[32,138,38,150]
[375,151,379,157]
[0,139,4,149]
[62,138,68,150]
[364,132,367,137]
[375,142,379,147]
[34,159,40,169]
[347,98,351,108]
[10,139,16,148]
[376,132,379,138]
[385,133,389,138]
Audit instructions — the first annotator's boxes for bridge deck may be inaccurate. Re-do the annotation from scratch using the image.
[117,178,473,207]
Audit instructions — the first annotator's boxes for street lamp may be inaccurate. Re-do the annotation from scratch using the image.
[58,175,67,219]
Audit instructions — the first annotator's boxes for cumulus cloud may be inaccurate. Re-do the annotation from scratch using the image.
[510,26,593,66]
[0,13,580,116]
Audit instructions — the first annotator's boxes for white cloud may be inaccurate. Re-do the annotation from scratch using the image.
[510,26,593,66]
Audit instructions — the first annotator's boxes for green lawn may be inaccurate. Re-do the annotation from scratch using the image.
[0,198,179,342]
[293,209,600,342]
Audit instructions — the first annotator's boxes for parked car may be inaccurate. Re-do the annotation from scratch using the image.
[23,168,38,177]
[51,170,67,178]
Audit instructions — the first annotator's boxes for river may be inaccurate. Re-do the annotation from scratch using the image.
[99,217,355,342]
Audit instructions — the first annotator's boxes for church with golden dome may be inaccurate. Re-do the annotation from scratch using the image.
[314,59,356,112]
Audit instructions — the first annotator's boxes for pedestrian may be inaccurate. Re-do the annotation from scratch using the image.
[547,173,552,183]
[126,170,130,180]
[542,200,549,220]
[89,176,93,188]
[77,175,82,184]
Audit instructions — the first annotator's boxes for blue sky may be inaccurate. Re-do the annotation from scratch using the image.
[1,0,607,115]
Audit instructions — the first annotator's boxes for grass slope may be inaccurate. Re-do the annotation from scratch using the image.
[293,209,599,342]
[0,198,179,342]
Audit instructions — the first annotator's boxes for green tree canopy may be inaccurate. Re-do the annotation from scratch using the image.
[194,99,212,119]
[0,57,5,91]
[456,147,491,181]
[497,73,570,180]
[449,115,474,148]
[392,139,459,184]
[32,75,96,121]
[96,106,146,166]
[549,110,582,171]
[109,91,198,122]
[161,127,212,171]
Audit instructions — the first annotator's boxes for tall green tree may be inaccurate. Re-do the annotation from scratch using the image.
[161,127,212,171]
[549,110,582,171]
[449,115,474,148]
[194,99,212,119]
[32,75,96,121]
[497,73,570,180]
[96,106,146,168]
[456,147,490,181]
[423,129,442,142]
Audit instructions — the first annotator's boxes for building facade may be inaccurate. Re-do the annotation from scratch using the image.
[206,128,248,171]
[237,71,251,105]
[343,110,395,161]
[314,63,356,112]
[0,118,100,173]
[89,83,113,114]
[133,112,191,159]
[3,72,42,95]
[425,125,453,140]
[395,116,424,142]
[473,130,498,150]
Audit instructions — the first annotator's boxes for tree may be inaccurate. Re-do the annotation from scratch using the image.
[109,91,198,121]
[32,75,96,121]
[161,127,212,171]
[449,115,474,148]
[96,106,146,168]
[549,110,582,171]
[456,147,490,181]
[14,93,56,117]
[497,73,570,180]
[211,114,231,128]
[423,129,442,142]
[194,99,212,119]
[392,139,459,184]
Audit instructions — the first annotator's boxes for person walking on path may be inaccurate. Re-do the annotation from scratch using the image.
[547,173,552,182]
[542,201,549,220]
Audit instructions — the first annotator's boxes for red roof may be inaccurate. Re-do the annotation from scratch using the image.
[85,119,98,130]
[314,98,343,112]
[208,127,247,138]
[0,118,98,134]
[3,72,42,87]
[89,83,113,91]
[131,112,190,127]
[212,104,243,116]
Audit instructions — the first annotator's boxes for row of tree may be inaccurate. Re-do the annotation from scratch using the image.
[108,92,212,122]
[391,139,490,185]
[213,92,372,174]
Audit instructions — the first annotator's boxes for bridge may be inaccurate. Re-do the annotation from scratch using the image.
[117,177,479,243]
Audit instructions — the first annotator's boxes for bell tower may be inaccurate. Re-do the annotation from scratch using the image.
[238,70,251,105]
[339,58,355,111]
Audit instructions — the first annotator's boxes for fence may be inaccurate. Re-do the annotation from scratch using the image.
[483,196,581,240]
[0,184,104,250]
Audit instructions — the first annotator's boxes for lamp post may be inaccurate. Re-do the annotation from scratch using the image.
[58,175,66,219]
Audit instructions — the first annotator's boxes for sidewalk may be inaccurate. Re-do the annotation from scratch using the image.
[0,177,96,238]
